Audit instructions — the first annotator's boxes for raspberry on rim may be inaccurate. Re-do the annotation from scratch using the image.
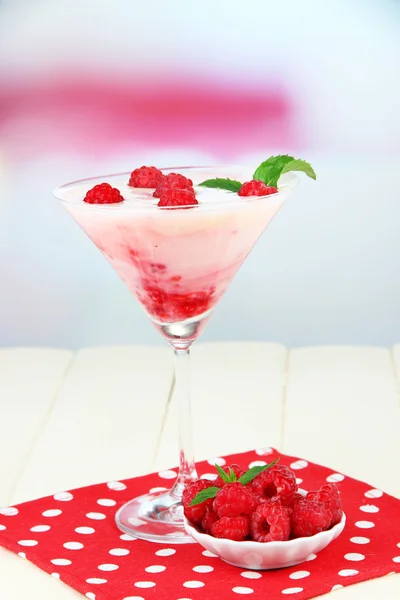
[238,180,278,197]
[128,166,163,188]
[158,188,198,208]
[153,173,194,198]
[84,183,124,204]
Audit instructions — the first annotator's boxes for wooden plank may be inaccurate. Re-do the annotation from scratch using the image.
[283,346,400,498]
[11,346,173,504]
[155,342,287,470]
[392,345,400,408]
[0,548,83,600]
[0,348,73,507]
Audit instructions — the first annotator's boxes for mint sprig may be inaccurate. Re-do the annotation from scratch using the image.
[189,486,220,506]
[253,155,316,187]
[214,464,230,484]
[198,178,242,192]
[189,457,280,506]
[198,155,316,192]
[238,458,280,486]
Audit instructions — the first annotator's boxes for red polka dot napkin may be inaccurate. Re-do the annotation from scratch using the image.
[0,448,399,599]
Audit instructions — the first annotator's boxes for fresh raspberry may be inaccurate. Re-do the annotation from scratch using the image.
[158,188,198,208]
[250,500,291,542]
[307,484,342,527]
[128,166,163,188]
[211,516,250,541]
[153,173,194,198]
[291,499,331,538]
[251,465,297,504]
[214,464,246,488]
[182,480,213,525]
[213,482,258,518]
[84,183,124,204]
[202,506,219,534]
[238,180,278,197]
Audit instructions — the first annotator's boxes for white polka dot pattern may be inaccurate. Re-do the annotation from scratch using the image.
[183,581,205,588]
[145,565,166,573]
[326,473,345,483]
[0,507,18,516]
[350,537,370,544]
[360,505,379,513]
[355,521,375,529]
[30,525,51,532]
[64,542,84,550]
[97,499,116,507]
[241,572,262,579]
[338,569,359,577]
[107,481,127,491]
[290,460,308,470]
[42,509,62,517]
[364,489,383,498]
[156,548,176,556]
[289,571,310,579]
[54,492,74,502]
[192,565,214,573]
[345,553,365,561]
[282,588,304,594]
[232,587,254,595]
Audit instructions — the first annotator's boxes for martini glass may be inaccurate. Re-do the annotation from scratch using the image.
[55,166,297,543]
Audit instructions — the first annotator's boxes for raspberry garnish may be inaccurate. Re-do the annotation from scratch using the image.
[211,516,250,541]
[291,499,331,538]
[238,180,278,197]
[251,465,297,503]
[153,173,194,198]
[128,166,163,188]
[250,500,291,542]
[307,483,342,526]
[214,464,246,488]
[158,188,198,208]
[83,183,124,204]
[182,480,213,525]
[213,482,258,518]
[202,506,219,534]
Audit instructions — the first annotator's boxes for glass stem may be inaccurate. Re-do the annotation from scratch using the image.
[170,346,198,499]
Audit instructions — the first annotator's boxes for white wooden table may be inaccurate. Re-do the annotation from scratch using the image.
[0,342,399,599]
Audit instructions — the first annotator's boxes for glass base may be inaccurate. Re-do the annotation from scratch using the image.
[115,490,196,544]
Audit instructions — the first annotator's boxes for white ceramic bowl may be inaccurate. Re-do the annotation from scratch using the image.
[184,491,346,570]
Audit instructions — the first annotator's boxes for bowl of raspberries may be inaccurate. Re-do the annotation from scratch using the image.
[183,459,345,570]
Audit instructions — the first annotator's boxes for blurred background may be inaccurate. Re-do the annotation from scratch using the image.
[0,0,399,349]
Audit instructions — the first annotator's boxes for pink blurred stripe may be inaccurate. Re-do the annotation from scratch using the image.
[0,78,296,159]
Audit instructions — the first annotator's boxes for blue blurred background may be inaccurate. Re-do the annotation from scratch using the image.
[0,0,399,348]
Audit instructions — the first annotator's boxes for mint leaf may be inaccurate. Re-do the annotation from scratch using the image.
[238,458,280,486]
[198,178,242,192]
[253,155,316,188]
[280,159,316,181]
[215,464,230,484]
[227,467,237,483]
[189,486,220,506]
[253,155,295,185]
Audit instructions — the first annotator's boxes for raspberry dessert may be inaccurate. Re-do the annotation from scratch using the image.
[183,458,343,542]
[58,164,302,338]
